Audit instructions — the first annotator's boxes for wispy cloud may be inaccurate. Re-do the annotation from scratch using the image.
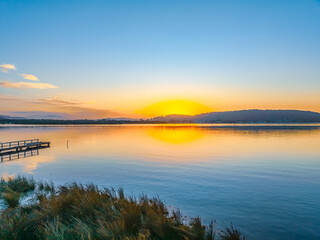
[0,95,123,119]
[0,94,16,100]
[38,96,82,106]
[13,111,65,119]
[0,64,16,73]
[21,73,39,81]
[0,81,57,89]
[34,98,119,119]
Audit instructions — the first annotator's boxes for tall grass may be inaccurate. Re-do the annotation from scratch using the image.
[0,177,245,240]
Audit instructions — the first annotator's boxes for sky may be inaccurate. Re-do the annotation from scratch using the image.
[0,0,320,119]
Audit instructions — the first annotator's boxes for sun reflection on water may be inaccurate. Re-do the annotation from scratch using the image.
[146,126,204,144]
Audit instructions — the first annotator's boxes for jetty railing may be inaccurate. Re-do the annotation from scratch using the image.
[0,139,39,150]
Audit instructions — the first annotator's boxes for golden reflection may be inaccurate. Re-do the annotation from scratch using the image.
[1,173,15,181]
[22,155,55,173]
[146,126,204,144]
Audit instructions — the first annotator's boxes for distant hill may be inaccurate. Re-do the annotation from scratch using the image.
[152,110,320,123]
[0,115,26,120]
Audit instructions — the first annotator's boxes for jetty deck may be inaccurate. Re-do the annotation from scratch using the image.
[0,139,50,156]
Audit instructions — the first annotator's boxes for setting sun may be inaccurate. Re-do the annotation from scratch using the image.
[137,100,212,117]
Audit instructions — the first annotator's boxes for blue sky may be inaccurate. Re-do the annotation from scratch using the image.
[0,0,320,118]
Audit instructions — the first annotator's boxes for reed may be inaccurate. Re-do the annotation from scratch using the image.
[0,176,245,240]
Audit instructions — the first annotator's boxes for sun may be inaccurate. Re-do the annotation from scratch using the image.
[137,100,212,117]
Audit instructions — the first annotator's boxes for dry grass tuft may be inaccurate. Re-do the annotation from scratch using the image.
[0,176,245,240]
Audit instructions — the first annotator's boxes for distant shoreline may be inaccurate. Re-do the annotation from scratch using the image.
[1,122,320,128]
[2,110,320,125]
[1,120,320,125]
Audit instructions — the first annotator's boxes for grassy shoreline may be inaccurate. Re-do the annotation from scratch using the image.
[0,176,245,240]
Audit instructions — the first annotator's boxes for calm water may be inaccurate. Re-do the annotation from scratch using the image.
[0,124,319,240]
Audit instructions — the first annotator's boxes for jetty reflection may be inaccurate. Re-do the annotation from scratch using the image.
[1,148,40,162]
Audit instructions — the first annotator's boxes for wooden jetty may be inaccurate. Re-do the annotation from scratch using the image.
[0,139,50,157]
